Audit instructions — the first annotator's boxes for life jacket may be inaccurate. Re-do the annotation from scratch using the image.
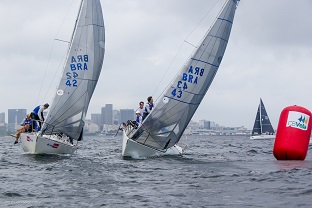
[23,118,34,132]
[144,103,154,113]
[136,116,141,123]
[24,118,32,125]
[32,105,40,115]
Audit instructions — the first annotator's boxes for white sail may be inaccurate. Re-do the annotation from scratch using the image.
[43,0,105,140]
[126,0,238,151]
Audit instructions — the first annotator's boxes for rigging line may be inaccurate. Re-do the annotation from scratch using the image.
[36,40,55,105]
[145,0,235,138]
[54,79,96,113]
[184,0,223,43]
[152,103,189,127]
[184,40,198,49]
[48,85,86,120]
[149,39,223,128]
[54,39,71,44]
[143,107,189,147]
[137,138,167,153]
[46,83,87,128]
[37,0,76,105]
[147,79,201,129]
[154,45,201,100]
[153,47,196,104]
[152,0,223,102]
[151,41,185,98]
[137,129,166,150]
[146,97,192,131]
[149,78,210,131]
[142,1,231,132]
[47,104,85,132]
[42,48,68,102]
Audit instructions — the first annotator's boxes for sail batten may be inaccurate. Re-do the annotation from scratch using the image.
[163,96,200,105]
[218,18,233,24]
[191,58,220,67]
[128,0,238,150]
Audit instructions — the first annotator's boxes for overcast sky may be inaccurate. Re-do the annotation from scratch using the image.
[0,0,311,129]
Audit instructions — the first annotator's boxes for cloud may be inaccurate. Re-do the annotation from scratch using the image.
[0,0,311,130]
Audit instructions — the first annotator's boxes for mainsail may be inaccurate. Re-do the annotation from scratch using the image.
[252,98,274,135]
[43,0,105,140]
[127,0,238,150]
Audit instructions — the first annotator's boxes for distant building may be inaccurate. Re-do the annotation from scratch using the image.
[0,123,6,135]
[84,119,99,133]
[101,104,113,125]
[199,120,211,129]
[88,123,100,133]
[113,110,120,124]
[91,113,101,125]
[8,109,27,133]
[0,112,5,135]
[119,109,134,123]
[0,112,5,123]
[221,127,236,135]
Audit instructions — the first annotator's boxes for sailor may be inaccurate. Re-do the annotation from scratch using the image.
[135,110,142,127]
[142,96,154,120]
[30,103,49,130]
[13,114,37,144]
[137,101,145,117]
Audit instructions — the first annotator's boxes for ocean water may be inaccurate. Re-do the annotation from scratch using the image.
[1,134,312,208]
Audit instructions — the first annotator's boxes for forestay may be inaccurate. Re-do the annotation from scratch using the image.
[128,0,238,150]
[43,0,105,140]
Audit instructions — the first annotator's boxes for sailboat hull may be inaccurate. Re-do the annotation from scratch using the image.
[122,130,183,159]
[250,134,275,140]
[20,133,77,154]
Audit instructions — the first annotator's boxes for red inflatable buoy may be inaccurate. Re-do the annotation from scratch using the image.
[273,105,312,160]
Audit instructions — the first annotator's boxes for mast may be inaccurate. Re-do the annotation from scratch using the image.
[43,0,105,140]
[69,0,84,48]
[63,0,84,63]
[43,0,84,131]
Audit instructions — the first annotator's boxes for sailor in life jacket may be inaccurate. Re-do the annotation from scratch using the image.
[135,110,142,127]
[143,96,154,120]
[137,101,145,117]
[14,114,37,144]
[30,103,49,130]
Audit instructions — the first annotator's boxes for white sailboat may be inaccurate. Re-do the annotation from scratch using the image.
[122,0,239,159]
[20,0,105,154]
[250,98,275,140]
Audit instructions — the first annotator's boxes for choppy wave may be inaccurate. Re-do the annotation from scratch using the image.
[1,135,312,207]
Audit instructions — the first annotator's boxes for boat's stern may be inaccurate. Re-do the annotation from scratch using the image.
[20,133,38,153]
[20,133,77,154]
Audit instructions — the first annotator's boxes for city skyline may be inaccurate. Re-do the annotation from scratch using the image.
[1,1,311,130]
[0,104,249,130]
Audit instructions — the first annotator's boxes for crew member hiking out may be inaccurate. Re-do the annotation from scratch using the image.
[13,114,37,144]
